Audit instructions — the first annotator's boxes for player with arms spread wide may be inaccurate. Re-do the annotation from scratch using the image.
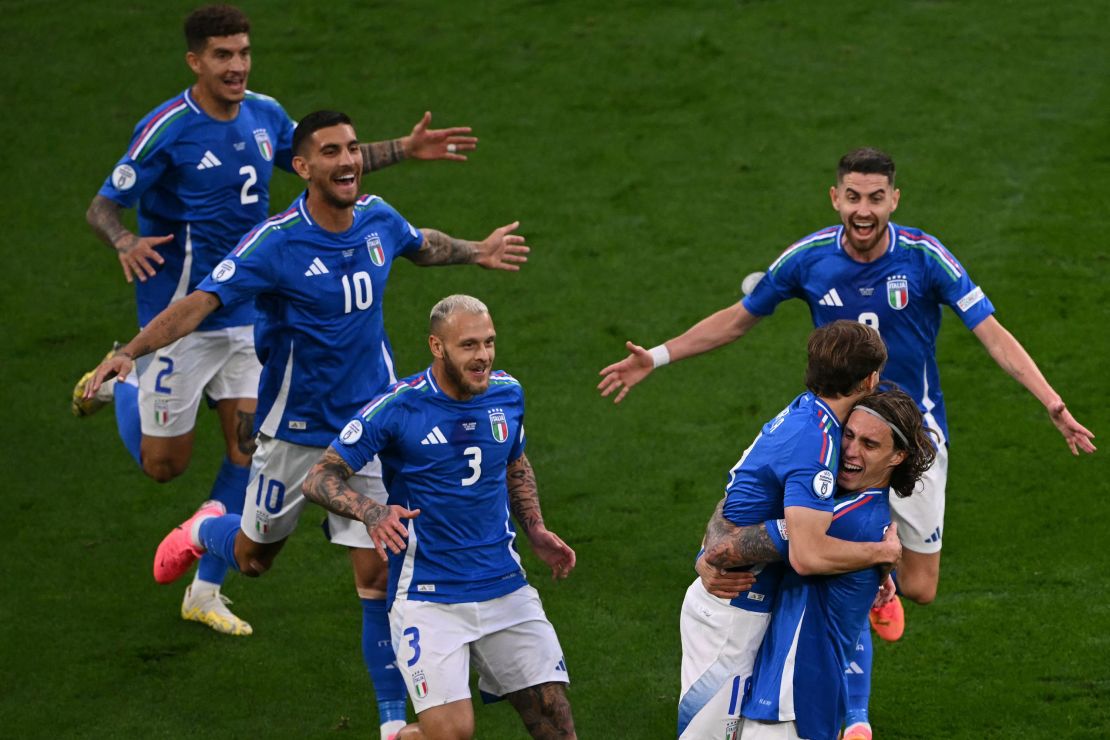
[601,147,1095,738]
[84,110,520,740]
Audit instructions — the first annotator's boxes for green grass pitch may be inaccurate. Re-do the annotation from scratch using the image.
[2,1,1108,737]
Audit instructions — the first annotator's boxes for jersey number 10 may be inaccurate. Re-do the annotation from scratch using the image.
[341,272,374,314]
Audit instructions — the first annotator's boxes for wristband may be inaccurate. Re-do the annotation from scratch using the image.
[649,344,671,368]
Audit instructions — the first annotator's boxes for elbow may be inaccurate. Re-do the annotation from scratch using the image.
[788,550,820,576]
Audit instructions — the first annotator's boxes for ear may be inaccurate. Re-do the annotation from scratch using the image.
[185,50,201,75]
[890,187,901,213]
[890,449,907,467]
[829,184,839,210]
[291,154,310,180]
[428,334,444,359]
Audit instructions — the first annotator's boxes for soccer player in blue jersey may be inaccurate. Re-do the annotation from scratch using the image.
[84,111,524,740]
[737,388,936,740]
[602,147,1095,734]
[299,295,576,740]
[71,4,477,643]
[678,321,903,740]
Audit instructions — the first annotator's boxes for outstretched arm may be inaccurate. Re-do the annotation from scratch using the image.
[972,316,1096,455]
[86,194,172,284]
[506,453,575,579]
[359,111,478,172]
[597,302,763,404]
[84,290,221,396]
[702,498,785,570]
[407,223,529,271]
[303,447,419,560]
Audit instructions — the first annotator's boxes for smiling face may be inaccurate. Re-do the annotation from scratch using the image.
[293,123,364,209]
[838,408,906,493]
[186,33,251,118]
[830,172,900,261]
[430,311,496,400]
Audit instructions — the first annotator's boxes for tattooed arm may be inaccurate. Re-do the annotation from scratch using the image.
[406,222,530,271]
[86,194,173,284]
[507,454,575,579]
[359,111,477,172]
[702,499,785,570]
[303,447,420,560]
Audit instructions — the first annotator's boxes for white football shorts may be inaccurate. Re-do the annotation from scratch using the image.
[138,326,260,437]
[240,435,386,547]
[739,718,804,739]
[678,579,772,740]
[390,585,569,714]
[889,442,948,554]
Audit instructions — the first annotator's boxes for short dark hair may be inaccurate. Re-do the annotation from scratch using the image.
[837,147,896,185]
[855,385,937,498]
[805,320,887,398]
[184,5,250,53]
[292,110,354,157]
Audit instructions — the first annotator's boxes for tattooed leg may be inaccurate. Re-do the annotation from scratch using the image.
[505,682,576,740]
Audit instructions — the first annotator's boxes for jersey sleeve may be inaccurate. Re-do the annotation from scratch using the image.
[272,104,297,174]
[781,426,839,514]
[332,389,406,472]
[195,223,282,308]
[379,199,425,259]
[97,111,176,208]
[921,232,996,330]
[741,251,805,317]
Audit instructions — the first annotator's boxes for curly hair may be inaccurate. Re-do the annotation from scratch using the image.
[854,385,936,498]
[184,5,250,52]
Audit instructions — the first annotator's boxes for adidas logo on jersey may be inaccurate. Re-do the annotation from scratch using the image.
[421,426,448,445]
[924,527,942,544]
[304,257,329,277]
[818,288,844,306]
[196,150,222,169]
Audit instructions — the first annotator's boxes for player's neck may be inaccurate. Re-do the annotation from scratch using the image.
[190,83,240,122]
[304,192,354,233]
[431,364,472,402]
[818,393,863,424]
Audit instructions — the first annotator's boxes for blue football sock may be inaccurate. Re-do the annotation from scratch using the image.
[113,379,142,466]
[845,628,873,726]
[196,458,250,587]
[361,598,407,724]
[197,514,242,572]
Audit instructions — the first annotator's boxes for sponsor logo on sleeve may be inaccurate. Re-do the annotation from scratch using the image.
[957,286,985,312]
[812,469,835,499]
[112,164,137,191]
[339,419,363,445]
[212,260,236,283]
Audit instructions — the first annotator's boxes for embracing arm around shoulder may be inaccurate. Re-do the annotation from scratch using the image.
[972,315,1096,455]
[702,499,785,570]
[507,453,575,579]
[784,506,901,576]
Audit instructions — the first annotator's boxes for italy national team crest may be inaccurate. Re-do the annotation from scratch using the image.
[253,128,274,161]
[153,399,171,427]
[365,233,385,266]
[886,276,909,310]
[725,718,739,740]
[488,409,509,443]
[411,670,429,699]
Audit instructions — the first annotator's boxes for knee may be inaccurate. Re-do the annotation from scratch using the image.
[141,457,187,483]
[898,574,938,605]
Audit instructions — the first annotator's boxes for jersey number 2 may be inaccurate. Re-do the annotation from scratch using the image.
[239,165,259,205]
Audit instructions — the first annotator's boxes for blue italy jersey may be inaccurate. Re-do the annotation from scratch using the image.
[99,88,295,331]
[743,223,995,442]
[196,192,424,446]
[718,392,841,613]
[742,488,891,740]
[332,367,530,605]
